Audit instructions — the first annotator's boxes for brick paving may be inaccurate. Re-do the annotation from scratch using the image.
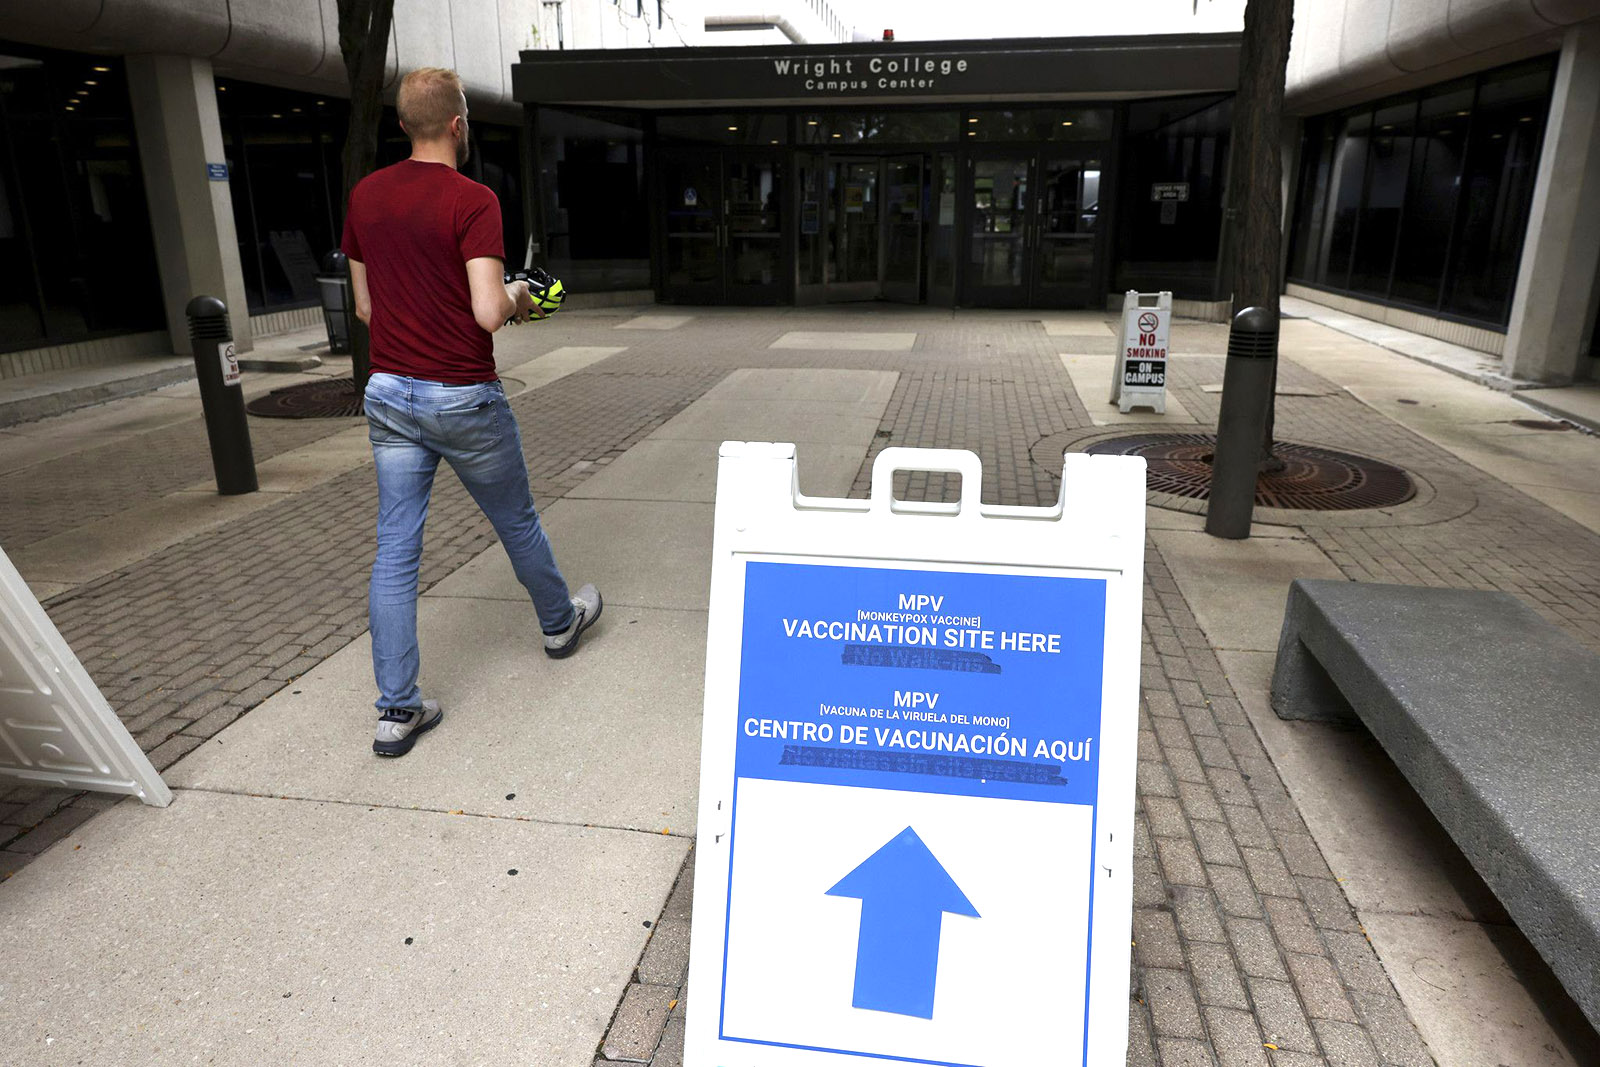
[4,306,1599,1065]
[0,403,355,549]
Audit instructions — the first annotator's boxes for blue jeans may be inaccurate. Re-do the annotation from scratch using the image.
[364,372,574,712]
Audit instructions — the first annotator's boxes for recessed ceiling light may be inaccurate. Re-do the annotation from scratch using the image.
[967,131,975,136]
[1062,121,1073,126]
[770,139,779,144]
[84,80,98,86]
[1518,116,1532,122]
[218,86,227,91]
[831,133,841,138]
[93,66,110,72]
[806,120,818,126]
[967,117,978,123]
[271,113,283,119]
[1456,110,1469,117]
[727,125,738,131]
[65,105,76,111]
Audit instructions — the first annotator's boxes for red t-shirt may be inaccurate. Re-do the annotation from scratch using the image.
[341,160,503,384]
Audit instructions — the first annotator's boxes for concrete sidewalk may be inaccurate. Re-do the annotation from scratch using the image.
[1,301,1598,1066]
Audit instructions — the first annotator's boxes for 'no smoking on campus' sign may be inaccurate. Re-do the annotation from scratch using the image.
[1110,291,1172,414]
[686,444,1146,1067]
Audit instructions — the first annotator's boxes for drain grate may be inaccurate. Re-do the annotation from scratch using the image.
[246,376,364,419]
[1084,432,1416,511]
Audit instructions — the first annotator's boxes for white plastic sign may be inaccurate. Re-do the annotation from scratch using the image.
[219,341,241,387]
[686,444,1145,1067]
[0,545,172,806]
[1109,290,1171,414]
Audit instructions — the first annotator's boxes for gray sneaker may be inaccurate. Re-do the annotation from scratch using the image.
[544,583,603,659]
[372,699,443,757]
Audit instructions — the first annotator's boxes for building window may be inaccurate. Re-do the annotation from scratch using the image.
[796,111,958,144]
[0,44,163,353]
[965,107,1113,143]
[537,108,647,292]
[1286,55,1556,328]
[658,112,786,145]
[470,122,527,266]
[217,80,345,313]
[1113,94,1232,299]
[1388,86,1471,308]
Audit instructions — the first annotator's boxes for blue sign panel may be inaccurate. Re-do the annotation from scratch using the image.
[734,561,1105,807]
[719,559,1109,1065]
[206,162,229,182]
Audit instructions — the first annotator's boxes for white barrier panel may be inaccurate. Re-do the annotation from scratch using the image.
[686,444,1145,1067]
[0,546,171,805]
[1109,290,1172,414]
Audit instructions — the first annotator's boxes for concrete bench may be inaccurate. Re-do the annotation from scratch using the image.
[1270,578,1600,1030]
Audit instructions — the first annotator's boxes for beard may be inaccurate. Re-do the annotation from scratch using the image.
[455,129,471,167]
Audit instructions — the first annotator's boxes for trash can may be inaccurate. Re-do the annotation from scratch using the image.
[316,249,352,355]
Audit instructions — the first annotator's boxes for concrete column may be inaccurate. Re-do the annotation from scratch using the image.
[125,54,252,355]
[1502,23,1600,384]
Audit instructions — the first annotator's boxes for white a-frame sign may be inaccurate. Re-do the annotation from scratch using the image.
[686,444,1145,1067]
[0,546,171,806]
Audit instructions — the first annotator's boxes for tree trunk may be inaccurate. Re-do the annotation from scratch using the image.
[337,0,395,392]
[1224,0,1294,468]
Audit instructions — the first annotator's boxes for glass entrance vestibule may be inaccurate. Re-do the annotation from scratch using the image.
[648,107,1121,308]
[514,35,1242,311]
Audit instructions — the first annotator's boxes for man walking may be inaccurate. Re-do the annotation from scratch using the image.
[342,67,600,758]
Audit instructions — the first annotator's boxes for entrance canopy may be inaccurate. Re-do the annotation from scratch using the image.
[512,34,1240,109]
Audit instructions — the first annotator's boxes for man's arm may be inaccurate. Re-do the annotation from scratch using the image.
[349,259,372,325]
[466,257,533,334]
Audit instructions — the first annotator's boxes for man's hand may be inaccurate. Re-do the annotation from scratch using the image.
[506,279,535,324]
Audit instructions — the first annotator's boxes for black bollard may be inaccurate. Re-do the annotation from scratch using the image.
[1205,306,1278,539]
[186,295,258,496]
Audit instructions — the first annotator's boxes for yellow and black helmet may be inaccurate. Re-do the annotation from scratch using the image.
[504,266,567,319]
[524,267,565,316]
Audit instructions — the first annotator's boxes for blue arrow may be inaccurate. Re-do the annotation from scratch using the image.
[826,826,979,1019]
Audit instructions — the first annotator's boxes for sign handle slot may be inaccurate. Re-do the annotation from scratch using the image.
[868,447,984,519]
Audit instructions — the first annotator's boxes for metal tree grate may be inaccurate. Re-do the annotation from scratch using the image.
[1084,432,1416,511]
[246,376,364,419]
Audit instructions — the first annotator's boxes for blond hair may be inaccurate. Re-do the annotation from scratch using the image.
[397,68,466,141]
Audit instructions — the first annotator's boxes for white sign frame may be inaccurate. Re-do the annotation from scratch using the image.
[0,546,172,806]
[1110,290,1171,414]
[686,444,1145,1067]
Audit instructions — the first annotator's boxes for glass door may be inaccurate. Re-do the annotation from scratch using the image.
[965,154,1032,306]
[827,157,882,300]
[661,151,722,303]
[661,150,787,304]
[1033,149,1104,307]
[723,154,785,305]
[882,155,923,303]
